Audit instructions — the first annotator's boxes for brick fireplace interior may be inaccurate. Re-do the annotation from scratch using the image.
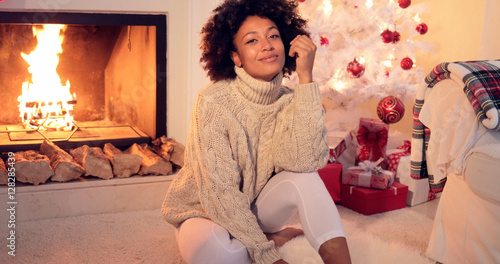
[0,11,167,153]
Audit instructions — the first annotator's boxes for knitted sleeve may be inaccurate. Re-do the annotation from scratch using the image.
[273,82,329,172]
[193,94,282,264]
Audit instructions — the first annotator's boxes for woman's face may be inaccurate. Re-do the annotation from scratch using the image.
[230,16,286,82]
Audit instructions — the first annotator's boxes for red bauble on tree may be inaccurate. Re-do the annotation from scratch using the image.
[347,59,365,78]
[320,35,329,46]
[381,29,394,43]
[398,0,411,8]
[416,23,428,34]
[377,96,405,124]
[400,57,413,70]
[392,31,401,44]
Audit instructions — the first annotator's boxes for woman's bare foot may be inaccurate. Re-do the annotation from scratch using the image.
[265,227,304,248]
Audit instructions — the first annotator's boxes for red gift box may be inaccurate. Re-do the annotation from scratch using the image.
[340,182,408,215]
[318,162,342,203]
[356,118,389,168]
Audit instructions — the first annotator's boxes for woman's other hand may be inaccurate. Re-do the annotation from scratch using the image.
[289,35,317,84]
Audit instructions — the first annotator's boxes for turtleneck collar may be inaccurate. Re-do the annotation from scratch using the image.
[234,66,284,105]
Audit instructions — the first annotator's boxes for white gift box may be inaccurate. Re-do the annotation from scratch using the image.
[397,155,440,206]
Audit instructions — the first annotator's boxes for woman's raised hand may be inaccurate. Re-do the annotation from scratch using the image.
[289,35,317,84]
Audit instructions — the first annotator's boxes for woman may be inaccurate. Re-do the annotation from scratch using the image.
[162,0,351,263]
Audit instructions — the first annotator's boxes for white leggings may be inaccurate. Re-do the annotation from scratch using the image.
[175,171,346,264]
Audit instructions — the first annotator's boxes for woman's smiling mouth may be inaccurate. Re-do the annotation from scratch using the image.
[260,55,278,63]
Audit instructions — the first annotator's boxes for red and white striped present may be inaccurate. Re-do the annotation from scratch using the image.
[387,140,411,177]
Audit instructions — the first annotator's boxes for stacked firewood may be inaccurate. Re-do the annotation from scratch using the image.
[0,136,184,186]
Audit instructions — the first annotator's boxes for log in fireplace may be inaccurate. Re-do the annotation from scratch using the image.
[0,11,167,153]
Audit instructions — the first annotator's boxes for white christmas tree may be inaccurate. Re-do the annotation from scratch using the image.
[287,0,433,108]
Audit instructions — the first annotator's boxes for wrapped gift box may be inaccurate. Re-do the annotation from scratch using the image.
[341,182,408,215]
[387,140,411,177]
[396,156,440,206]
[342,159,394,190]
[355,118,389,168]
[318,162,342,203]
[327,130,353,163]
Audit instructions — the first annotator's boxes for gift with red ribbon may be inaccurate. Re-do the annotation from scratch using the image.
[387,140,411,176]
[342,158,395,190]
[355,118,389,168]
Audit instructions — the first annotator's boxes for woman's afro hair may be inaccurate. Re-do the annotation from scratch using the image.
[200,0,310,82]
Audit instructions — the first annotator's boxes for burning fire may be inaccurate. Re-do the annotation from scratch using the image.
[18,24,76,131]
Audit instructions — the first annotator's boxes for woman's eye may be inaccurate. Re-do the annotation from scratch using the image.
[246,39,257,44]
[270,34,280,39]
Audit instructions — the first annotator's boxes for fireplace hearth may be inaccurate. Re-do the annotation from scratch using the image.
[0,11,167,153]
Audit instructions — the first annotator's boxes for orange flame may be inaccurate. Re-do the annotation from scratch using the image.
[18,24,76,131]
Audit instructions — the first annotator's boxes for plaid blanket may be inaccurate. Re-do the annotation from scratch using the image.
[411,60,500,192]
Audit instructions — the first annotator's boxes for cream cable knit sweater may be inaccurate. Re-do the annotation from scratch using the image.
[162,66,329,264]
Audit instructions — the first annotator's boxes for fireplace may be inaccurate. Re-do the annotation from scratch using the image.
[0,11,167,153]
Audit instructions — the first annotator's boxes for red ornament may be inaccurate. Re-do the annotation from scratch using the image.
[385,71,390,77]
[347,59,365,78]
[377,96,405,124]
[381,29,394,43]
[398,0,411,8]
[416,23,428,35]
[392,31,401,43]
[400,57,413,70]
[298,0,306,2]
[320,35,329,46]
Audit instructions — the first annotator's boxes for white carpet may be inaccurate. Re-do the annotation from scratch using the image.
[0,204,437,264]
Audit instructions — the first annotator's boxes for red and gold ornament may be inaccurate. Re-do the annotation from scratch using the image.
[347,59,365,78]
[392,30,401,43]
[381,29,394,43]
[377,96,405,124]
[416,23,428,35]
[320,35,329,46]
[398,0,411,9]
[400,57,413,70]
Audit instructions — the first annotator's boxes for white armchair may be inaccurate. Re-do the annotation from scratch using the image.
[411,61,500,263]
